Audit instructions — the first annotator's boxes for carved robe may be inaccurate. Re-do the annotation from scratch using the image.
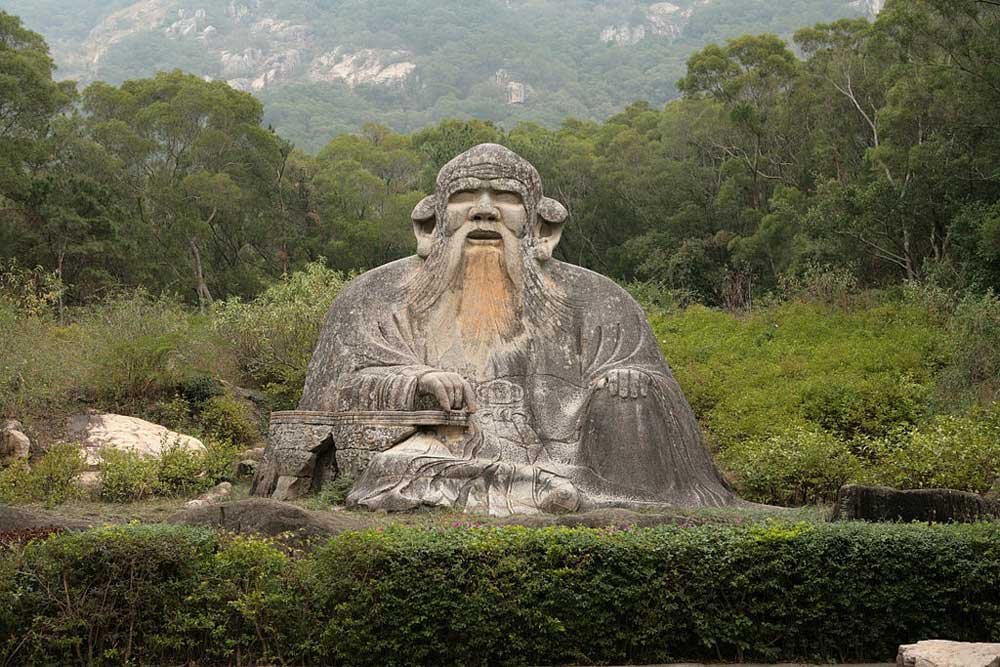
[298,255,734,515]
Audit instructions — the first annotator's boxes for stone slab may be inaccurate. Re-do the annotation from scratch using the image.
[898,640,1000,667]
[832,484,999,523]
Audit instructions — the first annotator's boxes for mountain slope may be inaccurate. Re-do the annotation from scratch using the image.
[1,0,875,151]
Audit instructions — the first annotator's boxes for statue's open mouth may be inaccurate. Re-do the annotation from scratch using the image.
[466,229,503,244]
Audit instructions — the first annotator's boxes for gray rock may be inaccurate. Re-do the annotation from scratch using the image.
[254,144,735,515]
[832,484,1000,523]
[0,504,93,532]
[897,640,1000,667]
[168,498,363,543]
[185,481,233,508]
[0,419,31,466]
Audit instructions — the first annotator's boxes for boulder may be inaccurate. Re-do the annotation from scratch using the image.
[897,640,1000,667]
[0,419,31,465]
[0,504,93,532]
[168,498,367,543]
[66,412,205,467]
[832,484,999,523]
[185,481,233,509]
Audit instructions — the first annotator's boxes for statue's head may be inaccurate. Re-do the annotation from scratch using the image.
[410,144,568,262]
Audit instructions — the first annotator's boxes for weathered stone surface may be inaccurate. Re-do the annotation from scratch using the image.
[897,640,1000,667]
[168,498,363,543]
[255,143,735,515]
[0,504,93,532]
[185,481,233,508]
[0,419,31,466]
[832,484,999,523]
[66,412,205,467]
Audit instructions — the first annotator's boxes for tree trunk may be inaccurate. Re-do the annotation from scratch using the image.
[189,237,213,312]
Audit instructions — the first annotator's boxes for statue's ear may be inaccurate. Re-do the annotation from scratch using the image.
[535,196,568,261]
[411,195,437,258]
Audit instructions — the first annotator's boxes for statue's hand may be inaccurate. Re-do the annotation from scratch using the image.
[418,371,478,412]
[597,368,650,399]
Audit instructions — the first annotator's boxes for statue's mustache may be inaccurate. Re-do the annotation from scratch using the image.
[451,224,520,246]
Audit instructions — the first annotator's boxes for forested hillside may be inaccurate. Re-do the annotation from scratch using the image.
[2,0,999,504]
[0,0,876,150]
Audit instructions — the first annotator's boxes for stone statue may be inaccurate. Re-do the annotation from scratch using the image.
[252,144,735,515]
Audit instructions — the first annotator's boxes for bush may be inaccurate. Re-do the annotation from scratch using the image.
[721,428,862,505]
[2,523,998,665]
[859,405,1000,493]
[214,261,348,410]
[653,299,943,450]
[98,438,243,503]
[0,444,85,507]
[81,291,233,410]
[198,394,260,448]
[97,448,158,502]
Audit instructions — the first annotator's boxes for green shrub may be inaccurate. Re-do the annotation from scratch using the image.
[199,394,260,448]
[721,428,863,504]
[153,440,214,498]
[0,444,85,507]
[3,523,998,665]
[179,375,224,407]
[9,524,220,665]
[859,405,1000,493]
[214,261,348,410]
[654,300,944,451]
[97,448,158,502]
[937,291,1000,405]
[97,436,244,503]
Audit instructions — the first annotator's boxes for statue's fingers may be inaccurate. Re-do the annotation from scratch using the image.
[443,376,460,410]
[451,381,462,410]
[606,371,618,396]
[619,370,631,399]
[640,373,649,397]
[429,378,452,411]
[462,381,478,412]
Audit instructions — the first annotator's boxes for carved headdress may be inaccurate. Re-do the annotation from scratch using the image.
[411,143,568,244]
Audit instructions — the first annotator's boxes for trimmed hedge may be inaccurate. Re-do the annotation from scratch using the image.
[1,522,998,665]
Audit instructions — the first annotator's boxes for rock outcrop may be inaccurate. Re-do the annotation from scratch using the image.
[65,412,205,467]
[897,640,1000,667]
[307,48,416,87]
[185,481,233,508]
[0,420,31,466]
[832,484,1000,523]
[168,497,362,543]
[0,504,93,532]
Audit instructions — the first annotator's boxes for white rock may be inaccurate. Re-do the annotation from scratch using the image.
[65,413,205,468]
[308,48,415,87]
[600,24,646,46]
[647,2,691,39]
[897,640,1000,667]
[0,420,31,464]
[185,481,233,508]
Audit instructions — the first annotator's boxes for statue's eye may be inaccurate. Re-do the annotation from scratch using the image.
[448,191,477,205]
[494,193,522,206]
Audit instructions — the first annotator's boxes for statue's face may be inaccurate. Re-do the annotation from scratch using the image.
[444,181,528,248]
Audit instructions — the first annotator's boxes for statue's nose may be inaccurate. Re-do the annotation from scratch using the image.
[469,204,500,223]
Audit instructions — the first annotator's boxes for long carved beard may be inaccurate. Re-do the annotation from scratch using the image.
[403,228,574,367]
[458,244,522,345]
